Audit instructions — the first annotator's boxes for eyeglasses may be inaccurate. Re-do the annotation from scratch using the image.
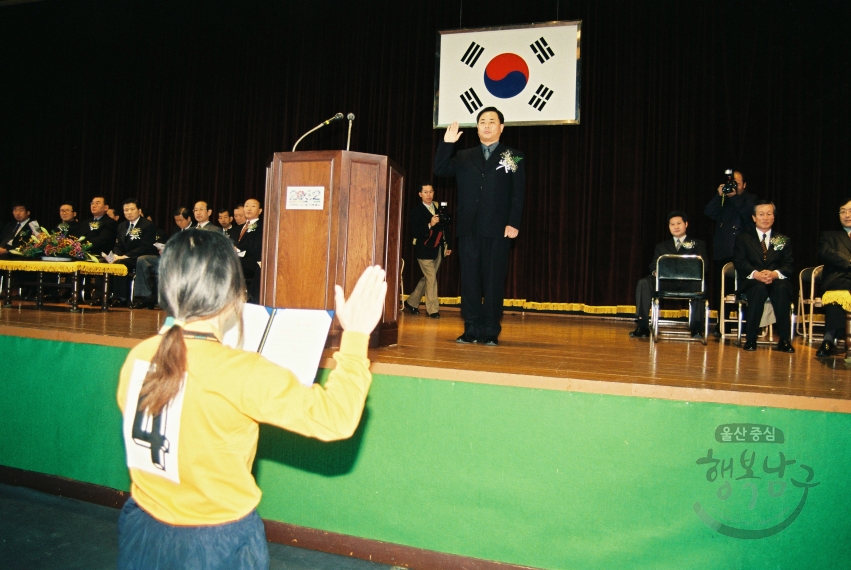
[840,209,851,215]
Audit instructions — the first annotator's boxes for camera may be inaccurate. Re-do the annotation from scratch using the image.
[437,202,451,225]
[721,169,738,195]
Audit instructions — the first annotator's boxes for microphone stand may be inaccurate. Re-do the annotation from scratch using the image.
[346,113,355,151]
[292,113,344,152]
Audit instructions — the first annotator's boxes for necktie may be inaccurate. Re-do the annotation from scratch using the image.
[127,223,134,236]
[483,147,490,160]
[675,239,681,251]
[761,233,768,260]
[238,222,249,242]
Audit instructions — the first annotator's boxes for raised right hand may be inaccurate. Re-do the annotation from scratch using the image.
[334,265,387,335]
[444,121,463,143]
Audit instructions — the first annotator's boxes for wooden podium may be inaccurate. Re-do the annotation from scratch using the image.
[260,151,404,348]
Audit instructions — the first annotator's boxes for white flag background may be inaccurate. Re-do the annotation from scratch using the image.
[434,21,581,127]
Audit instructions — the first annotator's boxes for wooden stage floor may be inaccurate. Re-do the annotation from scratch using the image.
[2,301,849,414]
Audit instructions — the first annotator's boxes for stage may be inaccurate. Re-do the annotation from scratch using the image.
[1,300,849,412]
[2,300,850,570]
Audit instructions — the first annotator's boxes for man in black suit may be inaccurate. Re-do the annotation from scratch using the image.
[77,196,118,257]
[404,182,452,318]
[434,107,525,346]
[630,211,709,338]
[108,198,158,306]
[217,208,239,244]
[704,171,756,327]
[814,198,851,357]
[0,201,37,259]
[733,200,794,352]
[236,198,263,303]
[55,202,84,236]
[129,206,195,309]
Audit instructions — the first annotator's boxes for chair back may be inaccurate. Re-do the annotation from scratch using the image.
[655,255,705,292]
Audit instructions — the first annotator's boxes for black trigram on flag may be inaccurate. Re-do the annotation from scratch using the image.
[530,37,555,63]
[528,84,554,111]
[460,41,484,67]
[460,88,483,114]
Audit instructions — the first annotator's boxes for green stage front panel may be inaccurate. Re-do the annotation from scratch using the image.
[1,335,849,569]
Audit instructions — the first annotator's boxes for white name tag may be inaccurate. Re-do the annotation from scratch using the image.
[122,360,186,484]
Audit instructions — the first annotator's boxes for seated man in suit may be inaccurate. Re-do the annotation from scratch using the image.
[107,198,158,306]
[814,197,851,357]
[77,196,118,257]
[630,211,708,338]
[404,182,452,318]
[130,207,194,309]
[733,200,794,352]
[55,202,83,236]
[0,201,38,258]
[235,198,263,303]
[193,200,220,232]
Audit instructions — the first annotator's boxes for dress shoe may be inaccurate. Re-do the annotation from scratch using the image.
[130,296,156,310]
[743,339,757,351]
[776,339,795,353]
[455,333,478,344]
[404,302,419,315]
[110,298,128,308]
[629,327,650,338]
[815,340,834,357]
[483,337,499,346]
[428,312,440,318]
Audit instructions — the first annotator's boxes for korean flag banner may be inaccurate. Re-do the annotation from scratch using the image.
[434,21,581,128]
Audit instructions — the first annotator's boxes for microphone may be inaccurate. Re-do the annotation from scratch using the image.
[293,112,345,151]
[346,113,355,151]
[323,112,345,125]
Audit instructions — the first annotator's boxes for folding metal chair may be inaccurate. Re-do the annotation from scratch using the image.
[650,255,709,345]
[797,266,824,343]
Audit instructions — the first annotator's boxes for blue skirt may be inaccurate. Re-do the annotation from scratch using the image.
[118,497,269,570]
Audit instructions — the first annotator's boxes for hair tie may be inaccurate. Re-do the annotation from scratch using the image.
[172,319,186,329]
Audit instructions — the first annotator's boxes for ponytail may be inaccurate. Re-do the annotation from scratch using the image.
[138,323,188,416]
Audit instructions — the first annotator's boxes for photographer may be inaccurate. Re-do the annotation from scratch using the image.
[404,182,452,318]
[704,170,756,326]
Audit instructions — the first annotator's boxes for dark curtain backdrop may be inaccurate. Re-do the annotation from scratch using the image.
[1,0,848,306]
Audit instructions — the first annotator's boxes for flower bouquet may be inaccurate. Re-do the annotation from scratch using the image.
[12,227,98,262]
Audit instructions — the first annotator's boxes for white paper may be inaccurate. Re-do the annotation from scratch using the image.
[222,303,272,351]
[154,242,165,253]
[260,309,333,386]
[102,251,116,263]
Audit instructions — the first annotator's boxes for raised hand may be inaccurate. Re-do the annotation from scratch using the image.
[444,121,463,143]
[334,265,387,335]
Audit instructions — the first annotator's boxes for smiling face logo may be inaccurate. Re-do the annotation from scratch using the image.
[693,424,820,539]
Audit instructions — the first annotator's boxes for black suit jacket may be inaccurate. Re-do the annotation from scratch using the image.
[114,217,158,258]
[734,230,794,292]
[409,202,451,260]
[434,141,525,238]
[1,219,36,251]
[818,230,851,292]
[704,191,756,260]
[649,237,709,272]
[236,218,263,266]
[221,225,239,244]
[55,221,85,238]
[77,216,118,256]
